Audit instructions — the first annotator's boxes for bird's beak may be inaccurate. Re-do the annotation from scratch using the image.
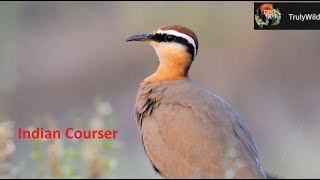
[126,33,151,42]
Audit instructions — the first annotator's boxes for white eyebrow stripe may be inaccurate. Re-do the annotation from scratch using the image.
[156,29,197,57]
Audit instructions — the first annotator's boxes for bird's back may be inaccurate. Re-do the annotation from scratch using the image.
[135,79,266,179]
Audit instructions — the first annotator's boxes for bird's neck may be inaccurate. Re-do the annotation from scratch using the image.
[143,56,192,85]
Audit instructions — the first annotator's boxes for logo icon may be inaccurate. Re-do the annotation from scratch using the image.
[255,3,281,29]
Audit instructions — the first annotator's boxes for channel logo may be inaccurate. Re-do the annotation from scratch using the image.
[255,3,281,29]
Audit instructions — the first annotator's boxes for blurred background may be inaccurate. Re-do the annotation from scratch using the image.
[0,1,320,178]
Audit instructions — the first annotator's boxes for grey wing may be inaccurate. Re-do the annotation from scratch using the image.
[228,106,267,178]
[204,91,267,178]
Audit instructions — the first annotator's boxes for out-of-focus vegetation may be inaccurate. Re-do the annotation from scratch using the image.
[29,100,119,179]
[0,120,24,179]
[0,100,120,179]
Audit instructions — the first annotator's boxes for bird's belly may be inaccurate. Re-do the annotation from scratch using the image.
[141,104,260,179]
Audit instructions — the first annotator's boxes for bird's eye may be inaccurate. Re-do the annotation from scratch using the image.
[165,35,175,42]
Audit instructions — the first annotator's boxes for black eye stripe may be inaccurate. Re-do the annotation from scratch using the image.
[150,33,196,60]
[165,35,175,42]
[149,33,168,42]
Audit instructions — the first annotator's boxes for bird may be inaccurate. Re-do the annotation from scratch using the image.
[126,24,267,179]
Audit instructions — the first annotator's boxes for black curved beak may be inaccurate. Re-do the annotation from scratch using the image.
[126,33,150,42]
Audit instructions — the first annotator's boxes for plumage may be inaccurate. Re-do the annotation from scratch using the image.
[135,80,266,178]
[127,25,267,179]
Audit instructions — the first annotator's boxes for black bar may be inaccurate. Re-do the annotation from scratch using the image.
[254,2,320,30]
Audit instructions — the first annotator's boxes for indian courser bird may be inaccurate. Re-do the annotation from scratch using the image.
[126,25,267,179]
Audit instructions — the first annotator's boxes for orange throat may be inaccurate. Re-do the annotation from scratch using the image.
[142,44,192,84]
[142,43,193,85]
[143,62,190,85]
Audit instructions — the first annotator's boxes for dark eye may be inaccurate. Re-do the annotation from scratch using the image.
[165,35,175,42]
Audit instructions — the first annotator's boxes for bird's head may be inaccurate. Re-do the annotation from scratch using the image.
[126,25,199,83]
[126,25,199,64]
